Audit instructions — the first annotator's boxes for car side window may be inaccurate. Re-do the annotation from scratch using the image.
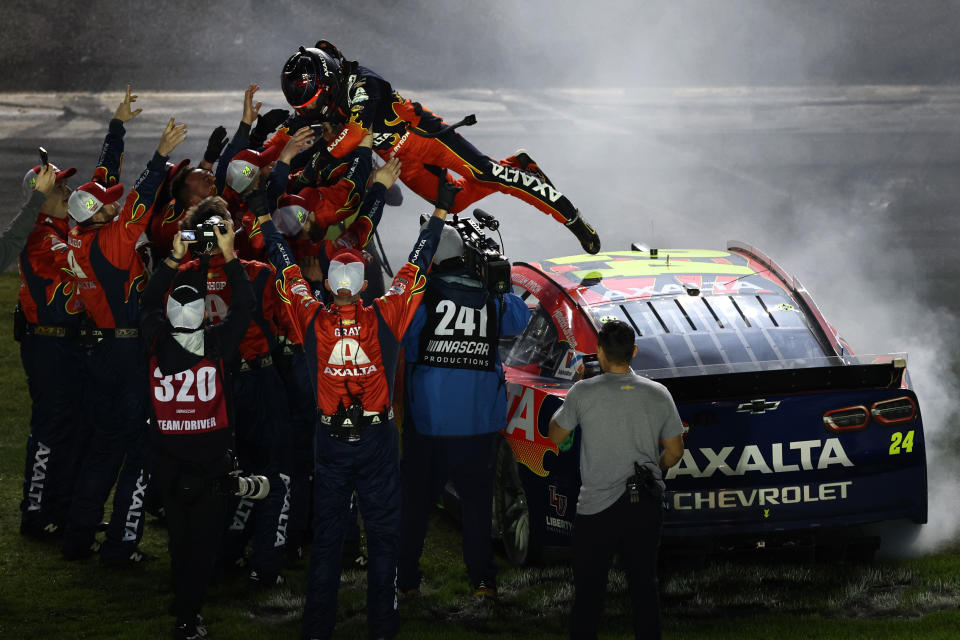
[504,302,564,374]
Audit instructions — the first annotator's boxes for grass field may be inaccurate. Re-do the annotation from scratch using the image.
[2,270,960,640]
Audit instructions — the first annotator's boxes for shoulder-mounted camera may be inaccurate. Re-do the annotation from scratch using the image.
[448,208,511,294]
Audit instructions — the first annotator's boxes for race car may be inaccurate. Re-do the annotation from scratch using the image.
[485,242,926,565]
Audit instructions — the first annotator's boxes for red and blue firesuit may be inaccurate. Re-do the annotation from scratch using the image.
[263,201,442,640]
[17,179,88,538]
[61,127,167,561]
[275,63,580,225]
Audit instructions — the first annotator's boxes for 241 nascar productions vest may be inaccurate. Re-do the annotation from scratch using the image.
[416,289,499,372]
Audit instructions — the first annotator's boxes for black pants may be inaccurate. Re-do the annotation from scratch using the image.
[153,451,229,627]
[398,429,498,591]
[571,490,663,640]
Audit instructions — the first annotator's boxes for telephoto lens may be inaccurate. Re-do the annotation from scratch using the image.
[230,473,271,500]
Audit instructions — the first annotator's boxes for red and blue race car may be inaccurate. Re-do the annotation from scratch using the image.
[486,242,926,564]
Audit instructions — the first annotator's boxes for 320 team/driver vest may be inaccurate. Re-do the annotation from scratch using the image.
[415,288,498,372]
[149,355,232,464]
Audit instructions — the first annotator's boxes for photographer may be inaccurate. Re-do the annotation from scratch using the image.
[548,320,684,640]
[397,214,529,598]
[140,221,263,640]
[178,196,292,587]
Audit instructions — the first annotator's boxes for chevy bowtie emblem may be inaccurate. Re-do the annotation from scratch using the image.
[737,399,781,414]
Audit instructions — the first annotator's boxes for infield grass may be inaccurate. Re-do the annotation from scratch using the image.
[1,272,959,639]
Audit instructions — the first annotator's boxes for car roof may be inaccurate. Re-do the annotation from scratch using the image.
[523,245,798,307]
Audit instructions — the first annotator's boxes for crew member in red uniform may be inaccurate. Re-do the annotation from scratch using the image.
[141,221,261,640]
[270,153,401,558]
[278,42,602,255]
[178,195,293,586]
[61,116,188,564]
[16,159,81,541]
[259,174,454,640]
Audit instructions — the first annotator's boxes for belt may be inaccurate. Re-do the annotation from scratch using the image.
[238,354,273,372]
[320,408,394,443]
[25,324,79,339]
[79,327,139,339]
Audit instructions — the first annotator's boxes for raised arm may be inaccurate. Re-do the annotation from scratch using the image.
[92,85,141,186]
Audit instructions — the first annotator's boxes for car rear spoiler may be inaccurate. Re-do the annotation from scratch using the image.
[654,361,906,402]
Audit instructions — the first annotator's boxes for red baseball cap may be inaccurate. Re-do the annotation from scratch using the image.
[67,181,125,223]
[21,164,76,201]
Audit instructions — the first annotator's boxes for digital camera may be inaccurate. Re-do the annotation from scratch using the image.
[189,215,228,254]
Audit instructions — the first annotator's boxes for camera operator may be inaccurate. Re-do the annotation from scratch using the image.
[257,173,451,640]
[62,115,187,565]
[141,222,265,640]
[548,320,685,640]
[397,215,529,598]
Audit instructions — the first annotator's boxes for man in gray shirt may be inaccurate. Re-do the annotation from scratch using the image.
[550,320,684,640]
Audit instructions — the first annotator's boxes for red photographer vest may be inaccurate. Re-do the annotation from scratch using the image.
[150,356,229,435]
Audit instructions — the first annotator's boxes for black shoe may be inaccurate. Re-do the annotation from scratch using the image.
[172,615,207,640]
[20,521,62,542]
[248,569,285,589]
[565,212,602,254]
[100,546,156,567]
[62,540,101,561]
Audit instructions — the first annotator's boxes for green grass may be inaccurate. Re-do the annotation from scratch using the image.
[2,269,960,639]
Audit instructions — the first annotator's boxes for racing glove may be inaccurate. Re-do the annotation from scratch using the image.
[250,108,291,148]
[435,175,462,212]
[203,126,229,164]
[245,184,270,218]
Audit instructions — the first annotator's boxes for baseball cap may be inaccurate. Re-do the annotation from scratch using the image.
[67,181,125,223]
[273,193,312,236]
[21,164,76,201]
[225,145,282,194]
[327,248,366,296]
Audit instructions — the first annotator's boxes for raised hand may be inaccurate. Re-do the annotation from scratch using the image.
[157,118,188,157]
[435,174,462,213]
[373,158,402,189]
[33,164,56,195]
[113,84,142,123]
[213,216,237,260]
[280,126,317,164]
[241,84,263,126]
[204,126,229,164]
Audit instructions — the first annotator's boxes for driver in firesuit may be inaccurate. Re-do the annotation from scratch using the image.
[258,173,456,640]
[276,42,602,255]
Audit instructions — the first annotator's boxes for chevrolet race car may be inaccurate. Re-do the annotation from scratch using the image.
[480,242,926,565]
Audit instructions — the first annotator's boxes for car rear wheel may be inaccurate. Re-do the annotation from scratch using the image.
[493,438,538,566]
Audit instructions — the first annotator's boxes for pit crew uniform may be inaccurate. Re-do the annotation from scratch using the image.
[141,252,254,636]
[398,257,529,593]
[263,206,443,640]
[177,250,291,582]
[272,149,378,555]
[16,166,86,540]
[61,125,167,562]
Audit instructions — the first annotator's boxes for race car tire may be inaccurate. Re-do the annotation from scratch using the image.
[493,437,542,566]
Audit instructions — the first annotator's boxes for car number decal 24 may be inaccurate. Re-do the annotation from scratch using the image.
[889,430,915,455]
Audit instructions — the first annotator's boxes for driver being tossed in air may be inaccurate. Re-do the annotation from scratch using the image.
[275,40,602,255]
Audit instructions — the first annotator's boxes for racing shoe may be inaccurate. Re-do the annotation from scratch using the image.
[100,546,157,568]
[565,211,602,255]
[501,148,554,187]
[62,539,101,561]
[248,569,286,589]
[20,521,62,542]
